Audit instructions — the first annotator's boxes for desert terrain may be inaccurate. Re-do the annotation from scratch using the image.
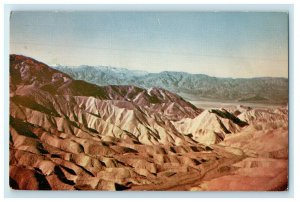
[9,55,288,191]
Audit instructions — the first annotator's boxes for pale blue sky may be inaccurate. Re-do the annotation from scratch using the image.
[10,11,288,78]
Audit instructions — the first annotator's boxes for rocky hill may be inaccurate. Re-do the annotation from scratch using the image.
[9,55,288,191]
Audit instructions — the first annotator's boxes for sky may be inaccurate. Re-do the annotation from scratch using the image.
[10,11,288,78]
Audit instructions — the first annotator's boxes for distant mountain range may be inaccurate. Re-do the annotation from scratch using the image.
[52,65,288,104]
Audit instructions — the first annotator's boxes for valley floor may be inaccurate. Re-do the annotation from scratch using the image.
[189,100,287,109]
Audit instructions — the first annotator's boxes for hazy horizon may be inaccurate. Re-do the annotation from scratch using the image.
[46,61,287,79]
[10,11,288,78]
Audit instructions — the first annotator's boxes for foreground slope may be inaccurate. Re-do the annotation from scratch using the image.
[9,55,288,190]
